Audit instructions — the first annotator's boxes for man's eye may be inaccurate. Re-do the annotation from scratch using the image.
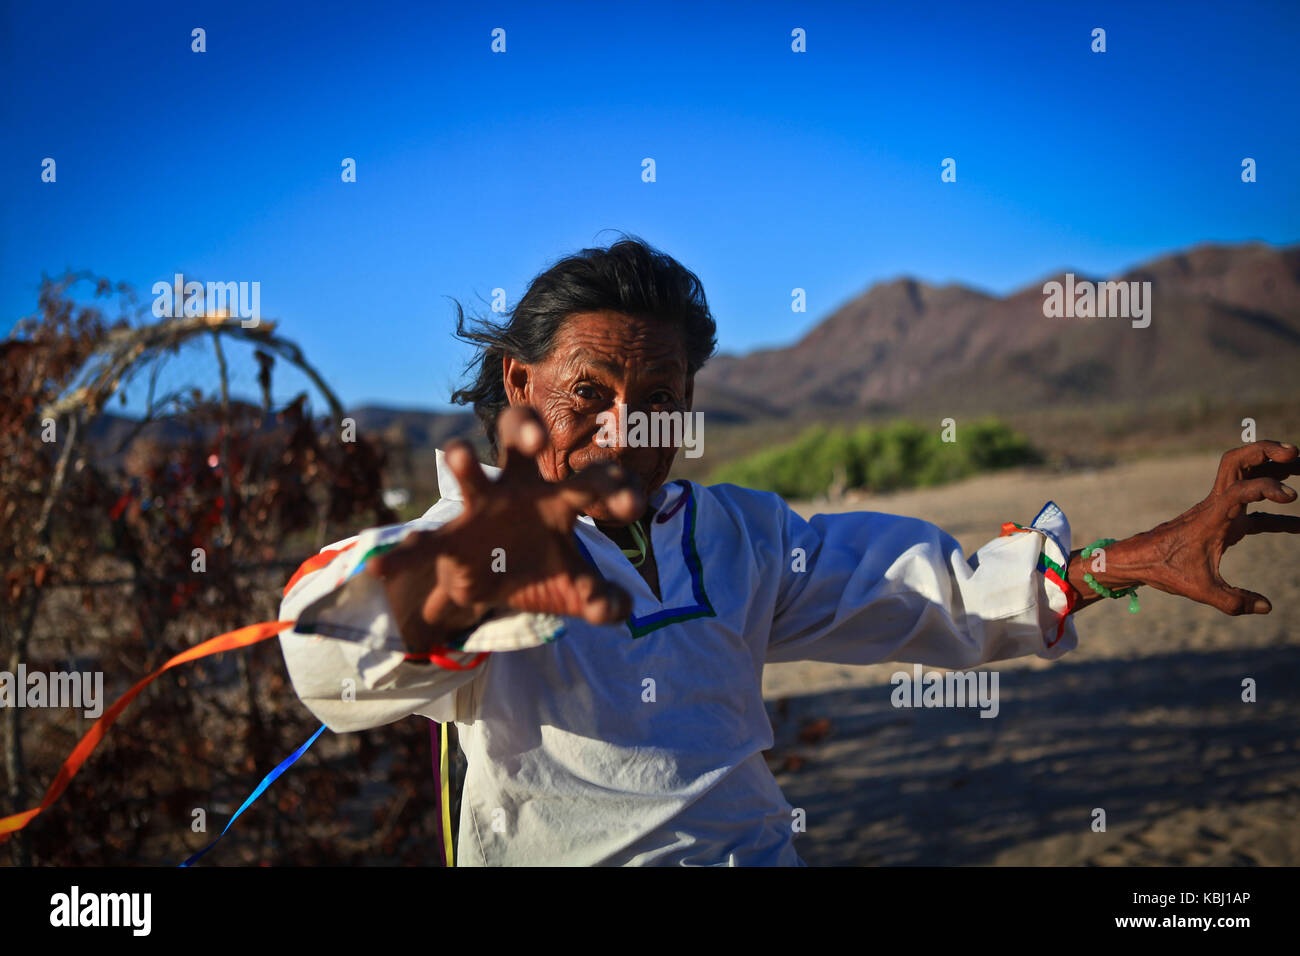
[575,384,600,400]
[650,391,676,405]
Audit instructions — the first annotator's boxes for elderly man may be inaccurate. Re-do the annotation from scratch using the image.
[278,237,1299,866]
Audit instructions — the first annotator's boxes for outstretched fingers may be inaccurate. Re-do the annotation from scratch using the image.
[1227,476,1298,512]
[555,462,645,520]
[1214,440,1300,493]
[1208,581,1272,616]
[569,567,633,624]
[500,552,633,624]
[496,406,549,479]
[444,437,492,507]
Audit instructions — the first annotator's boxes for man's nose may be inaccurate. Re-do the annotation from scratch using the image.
[594,400,631,448]
[609,395,663,423]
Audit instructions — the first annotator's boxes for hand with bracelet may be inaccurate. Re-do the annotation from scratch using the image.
[1063,440,1300,616]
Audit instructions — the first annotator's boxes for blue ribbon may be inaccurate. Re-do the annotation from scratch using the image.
[179,723,328,866]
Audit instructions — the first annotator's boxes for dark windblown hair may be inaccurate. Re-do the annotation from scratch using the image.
[449,234,718,455]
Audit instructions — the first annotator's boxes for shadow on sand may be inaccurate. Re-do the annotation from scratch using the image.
[765,644,1300,865]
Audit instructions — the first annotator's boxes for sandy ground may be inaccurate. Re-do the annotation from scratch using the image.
[760,452,1300,865]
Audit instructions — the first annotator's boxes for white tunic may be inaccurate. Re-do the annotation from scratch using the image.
[278,451,1078,865]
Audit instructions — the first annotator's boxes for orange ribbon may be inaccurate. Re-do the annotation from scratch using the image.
[0,619,295,840]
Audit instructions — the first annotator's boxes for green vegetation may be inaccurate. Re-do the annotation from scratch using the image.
[707,418,1041,499]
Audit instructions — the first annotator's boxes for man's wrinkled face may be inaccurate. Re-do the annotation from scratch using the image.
[502,310,693,525]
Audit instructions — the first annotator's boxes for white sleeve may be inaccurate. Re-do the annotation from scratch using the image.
[766,500,1078,669]
[278,521,566,733]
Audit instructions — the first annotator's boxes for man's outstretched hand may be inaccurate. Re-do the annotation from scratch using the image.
[365,406,644,654]
[1069,440,1300,615]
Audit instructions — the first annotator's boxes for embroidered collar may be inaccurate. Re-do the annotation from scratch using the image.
[573,480,716,638]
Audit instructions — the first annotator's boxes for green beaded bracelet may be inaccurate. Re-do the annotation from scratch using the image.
[1080,538,1140,613]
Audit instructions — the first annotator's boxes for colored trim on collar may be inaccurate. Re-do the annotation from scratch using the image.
[573,480,716,638]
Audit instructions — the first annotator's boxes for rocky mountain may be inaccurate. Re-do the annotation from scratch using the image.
[693,241,1300,422]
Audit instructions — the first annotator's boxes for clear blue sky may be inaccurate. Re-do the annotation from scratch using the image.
[4,0,1297,413]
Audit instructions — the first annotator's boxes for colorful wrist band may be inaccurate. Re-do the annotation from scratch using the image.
[1080,538,1141,613]
[403,649,491,669]
[403,610,496,665]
